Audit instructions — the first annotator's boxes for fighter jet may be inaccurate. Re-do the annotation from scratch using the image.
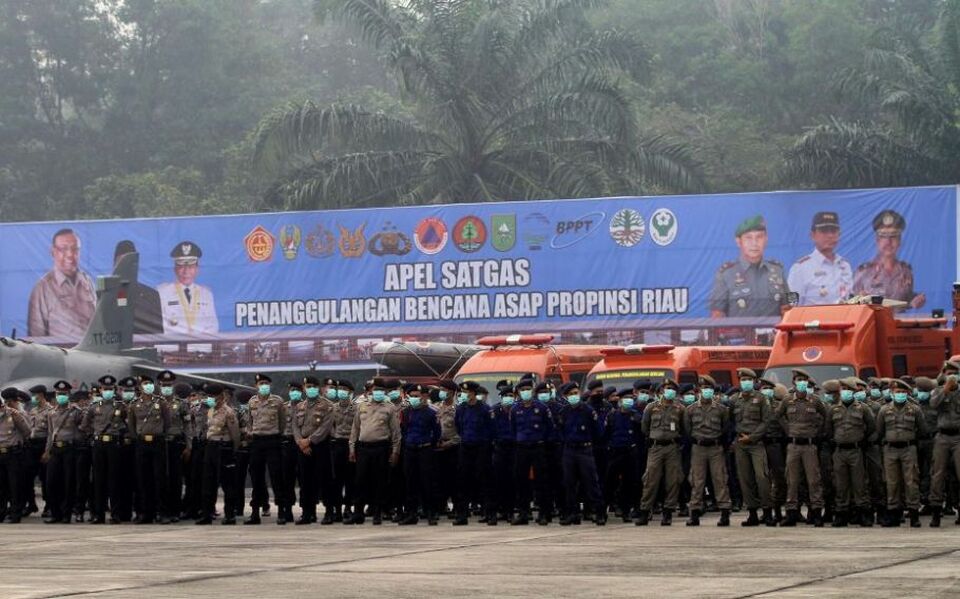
[0,251,244,392]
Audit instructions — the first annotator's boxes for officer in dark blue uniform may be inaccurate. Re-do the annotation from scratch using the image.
[491,381,516,522]
[453,381,494,525]
[511,377,554,525]
[539,381,565,518]
[557,382,605,525]
[399,384,441,526]
[604,388,642,521]
[585,380,611,516]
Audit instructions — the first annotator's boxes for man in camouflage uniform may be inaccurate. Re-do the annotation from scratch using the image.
[710,215,790,318]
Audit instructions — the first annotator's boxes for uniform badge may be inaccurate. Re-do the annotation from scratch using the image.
[737,298,747,309]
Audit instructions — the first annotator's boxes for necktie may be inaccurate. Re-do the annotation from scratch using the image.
[184,287,192,305]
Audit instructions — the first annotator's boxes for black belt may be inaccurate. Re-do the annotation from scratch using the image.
[565,442,592,448]
[650,439,678,446]
[94,434,120,444]
[331,437,349,444]
[406,442,433,449]
[885,440,916,449]
[939,428,960,436]
[789,437,816,445]
[211,440,234,447]
[0,445,22,454]
[357,440,390,448]
[517,441,545,447]
[694,439,720,447]
[166,435,186,443]
[835,442,860,450]
[494,440,516,447]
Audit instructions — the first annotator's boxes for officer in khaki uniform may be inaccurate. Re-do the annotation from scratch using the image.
[876,379,926,527]
[25,384,52,517]
[158,371,192,523]
[80,375,126,524]
[331,379,356,522]
[914,376,938,515]
[777,369,828,527]
[730,368,774,526]
[928,361,960,527]
[44,380,84,524]
[245,373,288,525]
[348,377,401,525]
[127,375,171,524]
[291,376,336,525]
[827,378,875,527]
[684,375,731,527]
[0,389,32,523]
[758,377,787,523]
[196,383,241,525]
[637,379,685,526]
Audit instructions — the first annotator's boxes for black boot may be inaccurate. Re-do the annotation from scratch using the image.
[859,508,874,527]
[594,511,607,526]
[428,511,439,526]
[399,512,419,525]
[823,507,833,524]
[909,509,921,528]
[762,508,776,527]
[660,509,673,526]
[244,513,261,525]
[634,510,650,526]
[685,509,700,526]
[831,511,848,528]
[811,508,824,528]
[741,508,760,527]
[320,510,335,525]
[781,509,799,527]
[882,509,902,527]
[717,509,730,527]
[774,507,783,524]
[511,512,530,526]
[930,506,941,528]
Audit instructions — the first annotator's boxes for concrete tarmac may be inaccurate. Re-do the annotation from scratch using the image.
[1,510,958,598]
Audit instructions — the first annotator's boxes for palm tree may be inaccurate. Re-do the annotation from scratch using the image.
[784,1,960,188]
[252,0,702,209]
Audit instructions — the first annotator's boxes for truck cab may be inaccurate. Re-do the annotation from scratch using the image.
[585,344,771,389]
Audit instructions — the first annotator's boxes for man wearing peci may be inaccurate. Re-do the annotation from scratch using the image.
[157,241,219,335]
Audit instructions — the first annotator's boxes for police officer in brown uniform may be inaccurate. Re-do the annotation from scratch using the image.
[196,383,241,525]
[44,380,83,523]
[637,379,685,526]
[127,375,171,524]
[292,376,336,525]
[348,378,401,525]
[183,384,207,520]
[928,361,960,527]
[245,374,289,525]
[434,379,459,516]
[731,368,774,526]
[0,389,32,523]
[860,377,887,523]
[777,369,828,527]
[80,375,126,524]
[913,376,938,515]
[158,371,192,523]
[25,384,52,517]
[827,378,875,527]
[684,375,731,527]
[877,379,926,527]
[331,379,356,522]
[757,377,787,523]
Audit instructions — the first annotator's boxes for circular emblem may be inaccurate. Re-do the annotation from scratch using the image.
[649,208,678,246]
[609,209,645,247]
[414,217,448,255]
[452,216,487,253]
[244,225,275,262]
[802,346,823,362]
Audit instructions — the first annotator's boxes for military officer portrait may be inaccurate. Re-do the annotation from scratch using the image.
[157,241,219,335]
[710,215,790,318]
[787,211,853,305]
[853,210,925,310]
[27,228,97,339]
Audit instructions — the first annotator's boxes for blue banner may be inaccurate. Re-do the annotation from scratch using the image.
[1,185,955,347]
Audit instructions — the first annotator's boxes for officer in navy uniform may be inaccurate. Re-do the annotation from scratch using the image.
[710,215,790,318]
[585,380,612,516]
[399,383,441,525]
[453,381,495,525]
[491,381,516,522]
[604,387,642,521]
[539,381,565,519]
[511,376,554,525]
[557,382,606,526]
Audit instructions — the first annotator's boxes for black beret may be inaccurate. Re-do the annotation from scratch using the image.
[587,380,604,391]
[436,379,457,392]
[17,390,30,403]
[603,386,619,399]
[236,389,254,404]
[0,387,19,400]
[371,377,387,388]
[404,383,426,394]
[499,384,515,397]
[337,379,355,392]
[679,383,695,395]
[71,390,88,401]
[204,383,223,395]
[633,379,652,391]
[97,375,117,387]
[288,380,303,390]
[255,373,272,384]
[174,383,193,399]
[459,381,480,392]
[138,375,154,384]
[514,377,535,390]
[495,379,512,391]
[28,384,47,394]
[558,382,580,396]
[617,387,636,397]
[119,377,138,388]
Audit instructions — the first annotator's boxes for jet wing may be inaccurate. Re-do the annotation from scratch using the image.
[132,364,256,393]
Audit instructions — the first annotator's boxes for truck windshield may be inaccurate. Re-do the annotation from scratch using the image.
[453,372,531,388]
[585,368,675,388]
[762,364,857,386]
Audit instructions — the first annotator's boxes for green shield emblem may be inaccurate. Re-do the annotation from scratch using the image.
[491,214,516,252]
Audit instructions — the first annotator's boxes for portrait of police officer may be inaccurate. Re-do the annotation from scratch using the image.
[853,209,925,309]
[710,215,790,318]
[157,241,220,335]
[787,211,853,305]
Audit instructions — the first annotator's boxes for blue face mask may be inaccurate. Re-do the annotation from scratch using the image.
[56,394,70,406]
[141,383,155,395]
[537,392,551,402]
[870,389,882,399]
[102,390,115,401]
[621,397,635,409]
[438,390,449,401]
[637,392,650,403]
[289,389,303,402]
[854,390,867,402]
[682,394,696,405]
[795,380,809,393]
[501,397,514,407]
[882,388,891,398]
[122,391,135,402]
[337,389,350,400]
[567,394,581,405]
[917,391,930,402]
[663,389,677,401]
[303,387,320,399]
[258,384,271,396]
[372,390,387,402]
[519,390,532,401]
[204,397,216,408]
[160,386,174,397]
[740,379,755,392]
[840,390,854,403]
[30,398,38,407]
[893,392,908,404]
[388,390,401,401]
[701,388,715,400]
[324,388,336,400]
[760,388,775,399]
[821,393,834,403]
[457,392,470,404]
[408,396,422,408]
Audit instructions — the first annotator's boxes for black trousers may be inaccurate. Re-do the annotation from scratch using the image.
[25,438,46,510]
[492,441,516,515]
[605,446,639,513]
[75,444,92,515]
[116,440,136,520]
[354,442,390,514]
[234,446,252,515]
[0,448,24,518]
[250,436,285,511]
[546,441,564,511]
[403,445,438,514]
[297,440,334,518]
[515,442,552,517]
[563,445,603,515]
[46,443,77,520]
[91,441,121,520]
[330,438,355,509]
[183,439,205,517]
[456,443,493,518]
[280,437,299,510]
[201,442,238,518]
[135,439,167,519]
[165,438,187,518]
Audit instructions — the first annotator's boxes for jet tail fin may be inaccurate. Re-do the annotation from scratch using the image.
[73,252,137,354]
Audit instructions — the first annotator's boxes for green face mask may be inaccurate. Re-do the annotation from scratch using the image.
[372,390,387,402]
[637,392,650,402]
[303,387,319,399]
[537,392,551,402]
[501,397,515,407]
[701,388,715,400]
[438,390,449,401]
[102,390,115,401]
[621,397,635,409]
[55,394,69,406]
[258,384,271,396]
[917,391,930,402]
[457,392,469,404]
[760,388,775,399]
[289,389,303,402]
[204,397,216,408]
[740,379,755,392]
[795,380,809,393]
[870,389,882,399]
[336,389,350,400]
[408,396,422,408]
[662,389,677,401]
[160,386,174,397]
[854,391,867,402]
[388,390,401,401]
[122,391,135,402]
[821,393,834,403]
[323,388,336,400]
[567,394,581,405]
[840,389,854,403]
[141,383,155,395]
[519,390,532,401]
[893,392,908,404]
[682,394,696,405]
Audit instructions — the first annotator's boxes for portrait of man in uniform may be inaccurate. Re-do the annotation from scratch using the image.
[157,241,219,335]
[710,215,789,318]
[853,209,925,309]
[787,211,852,305]
[27,228,96,338]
